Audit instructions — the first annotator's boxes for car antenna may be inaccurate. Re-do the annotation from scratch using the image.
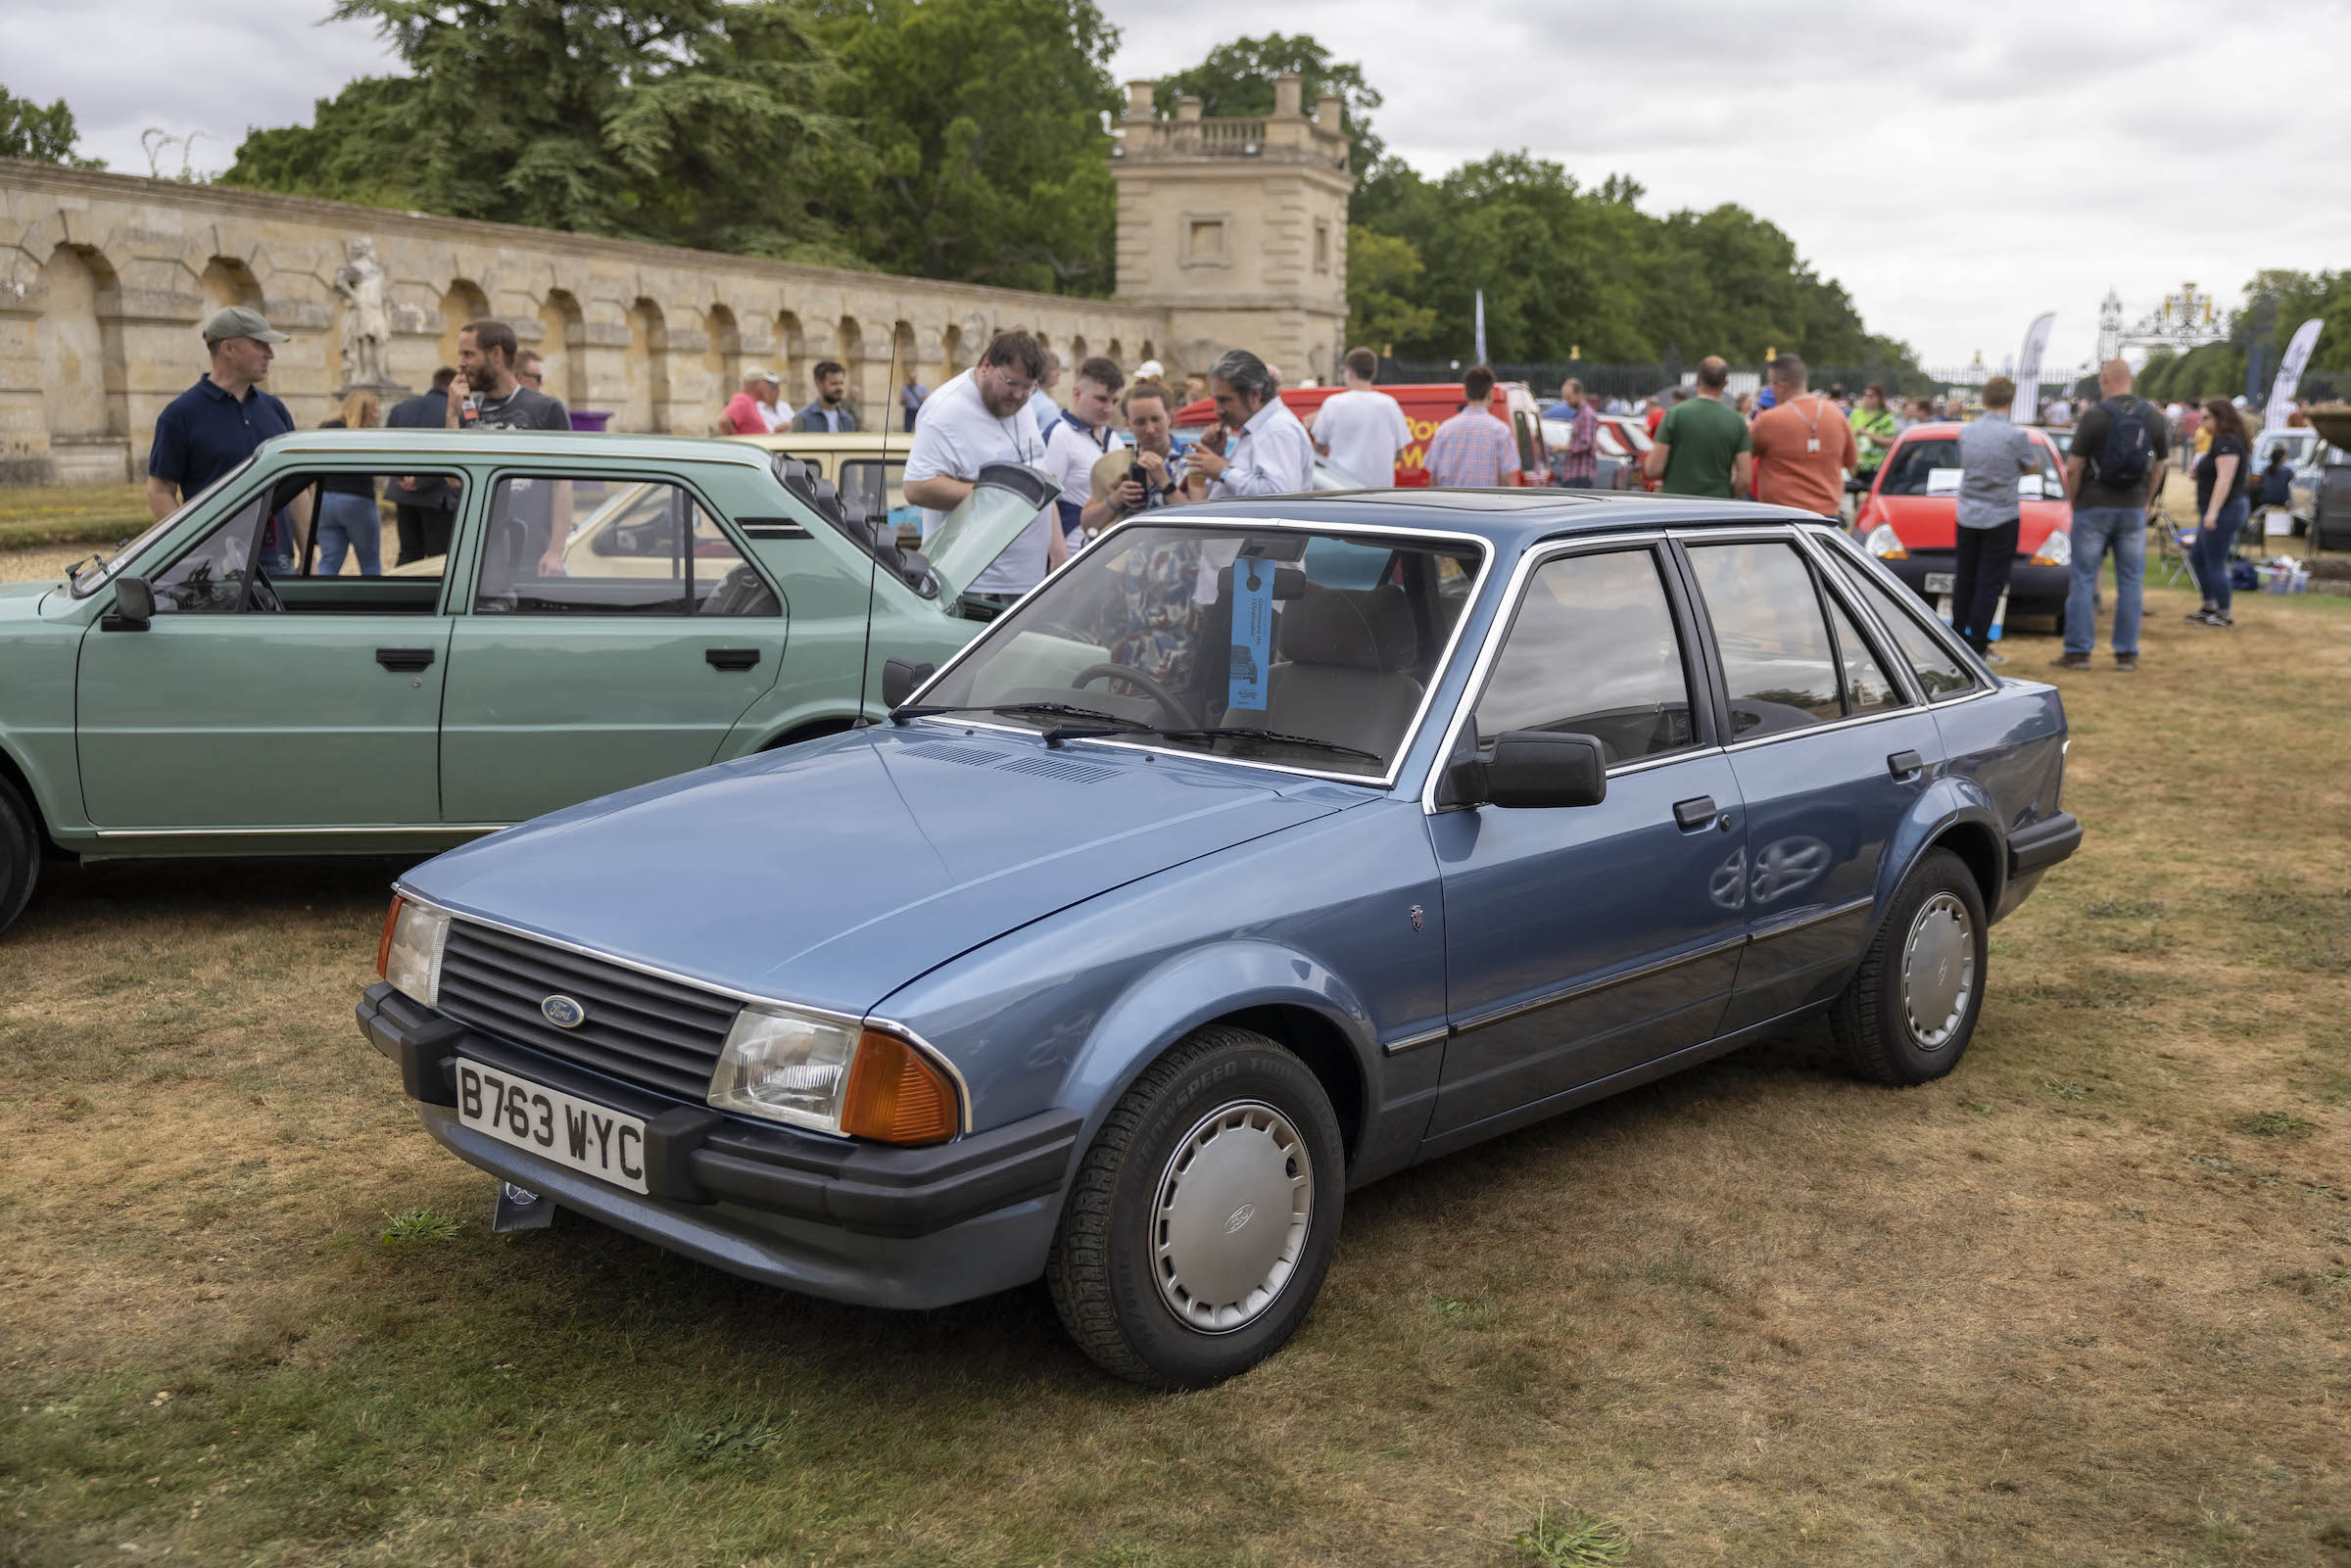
[853,334,901,728]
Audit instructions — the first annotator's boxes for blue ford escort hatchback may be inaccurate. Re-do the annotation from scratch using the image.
[360,491,2080,1387]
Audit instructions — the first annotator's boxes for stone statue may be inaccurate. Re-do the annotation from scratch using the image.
[333,237,391,390]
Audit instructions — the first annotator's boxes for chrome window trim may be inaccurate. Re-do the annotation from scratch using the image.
[1789,524,1926,706]
[903,515,1498,791]
[393,887,975,1135]
[1381,1024,1450,1057]
[1417,531,1682,814]
[1451,928,1752,1036]
[1718,700,1932,755]
[1798,525,1992,698]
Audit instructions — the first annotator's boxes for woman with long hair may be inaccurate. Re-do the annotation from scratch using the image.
[2187,399,2250,627]
[315,390,385,576]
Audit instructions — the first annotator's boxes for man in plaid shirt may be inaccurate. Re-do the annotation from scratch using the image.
[1554,377,1599,486]
[1424,364,1520,487]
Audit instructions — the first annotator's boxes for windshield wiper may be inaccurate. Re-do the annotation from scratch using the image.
[891,700,1152,732]
[1046,724,1385,766]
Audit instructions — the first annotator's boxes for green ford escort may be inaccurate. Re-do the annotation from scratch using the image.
[0,428,1052,933]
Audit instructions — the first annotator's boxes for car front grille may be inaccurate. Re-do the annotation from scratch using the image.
[435,922,742,1102]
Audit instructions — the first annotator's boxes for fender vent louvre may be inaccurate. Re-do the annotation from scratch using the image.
[997,756,1115,784]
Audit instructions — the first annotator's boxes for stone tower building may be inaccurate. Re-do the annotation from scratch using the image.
[1109,73,1356,387]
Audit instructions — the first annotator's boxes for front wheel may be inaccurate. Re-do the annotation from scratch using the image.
[1829,847,1988,1085]
[1046,1025,1345,1388]
[0,778,41,937]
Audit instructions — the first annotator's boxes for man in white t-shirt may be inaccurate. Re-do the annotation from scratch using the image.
[1040,356,1128,556]
[1312,346,1412,487]
[902,330,1053,602]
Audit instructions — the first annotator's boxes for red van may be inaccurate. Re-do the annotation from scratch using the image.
[1172,382,1552,488]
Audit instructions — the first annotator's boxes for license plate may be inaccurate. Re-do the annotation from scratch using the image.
[1923,572,1955,594]
[455,1060,649,1194]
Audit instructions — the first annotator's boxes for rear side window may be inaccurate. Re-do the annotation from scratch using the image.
[1684,541,1843,739]
[1475,547,1697,764]
[1823,549,1976,699]
[1823,593,1905,713]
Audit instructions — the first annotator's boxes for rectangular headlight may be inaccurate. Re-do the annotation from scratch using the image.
[380,898,451,1007]
[708,1005,863,1133]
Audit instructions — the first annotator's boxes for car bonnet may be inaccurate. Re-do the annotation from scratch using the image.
[399,728,1358,1017]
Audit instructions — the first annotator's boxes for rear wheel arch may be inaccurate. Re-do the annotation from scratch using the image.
[1927,819,2003,915]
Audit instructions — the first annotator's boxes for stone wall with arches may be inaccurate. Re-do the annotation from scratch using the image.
[0,160,1178,482]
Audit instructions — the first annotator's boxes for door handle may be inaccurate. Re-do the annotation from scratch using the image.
[1887,749,1925,780]
[375,647,435,673]
[1673,795,1718,832]
[705,646,761,671]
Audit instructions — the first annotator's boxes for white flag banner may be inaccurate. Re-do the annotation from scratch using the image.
[2263,318,2324,433]
[2014,312,2055,421]
[1473,289,1488,368]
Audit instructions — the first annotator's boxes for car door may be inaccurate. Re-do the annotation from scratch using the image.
[1680,533,1945,1033]
[74,466,454,830]
[438,470,789,824]
[1425,541,1749,1138]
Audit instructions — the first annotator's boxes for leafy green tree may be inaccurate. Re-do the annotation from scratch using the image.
[1344,224,1435,351]
[1,86,103,168]
[222,1,850,259]
[1154,33,1385,176]
[807,0,1121,294]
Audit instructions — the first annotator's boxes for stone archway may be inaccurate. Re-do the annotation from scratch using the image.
[201,256,263,314]
[702,304,743,433]
[539,290,587,408]
[438,279,490,370]
[33,243,129,481]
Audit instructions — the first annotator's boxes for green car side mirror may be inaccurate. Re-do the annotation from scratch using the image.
[103,577,155,632]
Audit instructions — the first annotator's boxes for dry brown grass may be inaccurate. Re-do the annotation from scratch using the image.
[2,566,2347,1567]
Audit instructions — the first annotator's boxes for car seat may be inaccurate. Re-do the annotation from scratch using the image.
[1229,583,1424,758]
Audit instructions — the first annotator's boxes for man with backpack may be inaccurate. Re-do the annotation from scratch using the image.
[2054,358,2170,672]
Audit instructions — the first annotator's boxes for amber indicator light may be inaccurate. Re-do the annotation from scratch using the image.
[840,1030,958,1146]
[376,895,405,979]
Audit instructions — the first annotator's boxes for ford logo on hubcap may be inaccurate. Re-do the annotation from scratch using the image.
[541,994,587,1028]
[1224,1203,1256,1235]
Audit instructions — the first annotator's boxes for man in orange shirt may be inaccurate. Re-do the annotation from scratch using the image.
[1749,354,1857,513]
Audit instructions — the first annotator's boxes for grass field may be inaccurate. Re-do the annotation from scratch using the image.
[2,564,2347,1566]
[0,482,152,550]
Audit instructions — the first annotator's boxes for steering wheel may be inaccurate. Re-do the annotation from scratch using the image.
[246,564,285,613]
[1071,662,1194,729]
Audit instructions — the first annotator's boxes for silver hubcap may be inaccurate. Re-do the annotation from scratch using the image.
[1152,1101,1315,1334]
[1901,891,1976,1049]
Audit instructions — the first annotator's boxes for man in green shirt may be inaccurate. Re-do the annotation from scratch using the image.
[1644,356,1752,497]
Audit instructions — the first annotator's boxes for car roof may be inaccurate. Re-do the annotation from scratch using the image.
[264,428,775,467]
[1156,489,1830,549]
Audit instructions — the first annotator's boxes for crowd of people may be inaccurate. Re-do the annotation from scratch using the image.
[138,306,2320,681]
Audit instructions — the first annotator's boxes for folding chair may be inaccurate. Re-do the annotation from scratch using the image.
[2150,505,2200,592]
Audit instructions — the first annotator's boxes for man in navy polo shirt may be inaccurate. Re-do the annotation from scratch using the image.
[146,306,307,572]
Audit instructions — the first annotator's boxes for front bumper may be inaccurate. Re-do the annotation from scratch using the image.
[1879,551,2070,614]
[358,982,1080,1308]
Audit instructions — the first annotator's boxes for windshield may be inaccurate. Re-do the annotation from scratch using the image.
[1879,437,2061,498]
[70,457,257,596]
[909,522,1485,780]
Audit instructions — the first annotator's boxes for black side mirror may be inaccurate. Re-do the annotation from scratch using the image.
[103,576,155,632]
[1445,731,1606,809]
[882,658,935,708]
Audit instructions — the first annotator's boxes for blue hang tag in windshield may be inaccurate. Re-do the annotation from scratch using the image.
[1227,561,1274,713]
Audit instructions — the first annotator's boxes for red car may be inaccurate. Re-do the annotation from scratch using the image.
[1854,422,2074,630]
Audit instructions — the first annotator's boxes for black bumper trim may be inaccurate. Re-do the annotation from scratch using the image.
[359,982,1080,1239]
[2007,811,2082,877]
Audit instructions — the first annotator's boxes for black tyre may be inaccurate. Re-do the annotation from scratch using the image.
[0,777,41,937]
[1045,1025,1345,1389]
[1829,847,1988,1085]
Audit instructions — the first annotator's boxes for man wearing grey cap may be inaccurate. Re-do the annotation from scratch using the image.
[722,368,782,434]
[146,305,308,570]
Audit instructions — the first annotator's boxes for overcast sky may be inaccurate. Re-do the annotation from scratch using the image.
[9,0,2347,370]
